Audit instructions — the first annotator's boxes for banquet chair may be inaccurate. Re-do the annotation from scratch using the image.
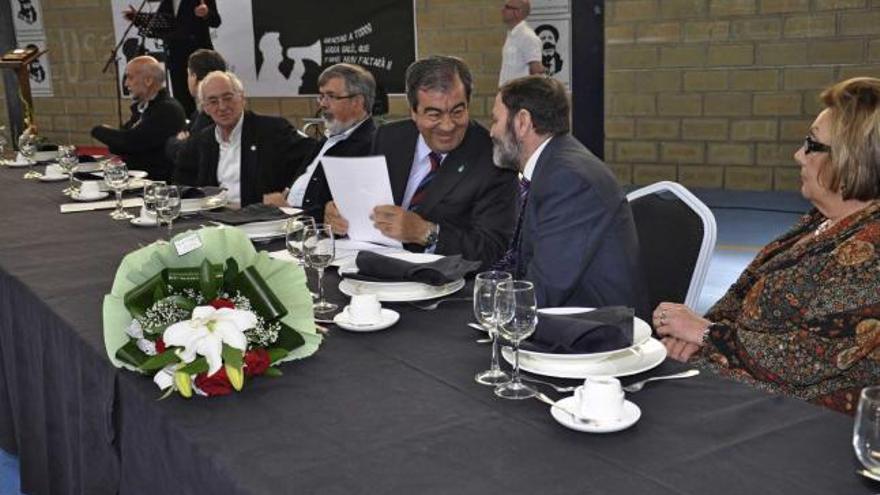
[626,181,717,313]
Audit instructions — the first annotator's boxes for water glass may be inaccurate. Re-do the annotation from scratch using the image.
[104,159,134,220]
[494,280,538,400]
[19,132,41,179]
[285,215,316,265]
[57,145,79,195]
[142,181,165,217]
[854,386,880,477]
[303,223,337,313]
[155,184,181,238]
[473,271,513,386]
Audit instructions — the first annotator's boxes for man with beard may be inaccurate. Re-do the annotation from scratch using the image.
[175,71,315,207]
[325,56,517,268]
[490,75,648,316]
[91,56,186,182]
[263,64,376,221]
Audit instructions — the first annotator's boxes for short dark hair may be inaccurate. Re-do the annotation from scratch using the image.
[318,63,376,114]
[187,49,227,82]
[404,55,473,111]
[535,24,559,42]
[499,75,569,136]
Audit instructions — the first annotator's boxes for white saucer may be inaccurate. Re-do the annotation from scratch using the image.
[130,216,158,227]
[4,160,32,168]
[70,191,110,202]
[550,396,641,433]
[333,307,400,332]
[38,174,68,182]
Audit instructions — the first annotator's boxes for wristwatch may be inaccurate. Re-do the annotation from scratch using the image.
[423,222,439,247]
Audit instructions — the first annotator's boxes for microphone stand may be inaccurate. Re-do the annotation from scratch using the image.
[102,0,150,128]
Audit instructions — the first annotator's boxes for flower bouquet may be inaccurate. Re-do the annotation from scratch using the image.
[103,227,321,398]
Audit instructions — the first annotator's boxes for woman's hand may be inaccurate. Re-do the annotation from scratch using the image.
[661,337,702,362]
[652,302,712,344]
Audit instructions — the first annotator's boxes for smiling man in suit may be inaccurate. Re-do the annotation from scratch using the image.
[325,56,517,268]
[175,70,315,207]
[490,75,649,317]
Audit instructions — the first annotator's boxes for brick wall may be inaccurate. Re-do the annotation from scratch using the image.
[606,0,880,191]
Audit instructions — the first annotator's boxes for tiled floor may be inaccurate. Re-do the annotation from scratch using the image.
[0,188,811,494]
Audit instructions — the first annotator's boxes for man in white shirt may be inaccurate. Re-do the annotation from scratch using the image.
[176,71,315,206]
[263,64,376,220]
[498,0,543,86]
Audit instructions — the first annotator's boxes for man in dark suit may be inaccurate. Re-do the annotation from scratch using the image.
[91,56,186,182]
[174,71,315,207]
[263,63,376,221]
[326,56,517,268]
[124,0,221,115]
[491,75,649,317]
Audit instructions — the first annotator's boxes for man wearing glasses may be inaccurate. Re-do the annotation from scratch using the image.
[175,70,315,207]
[325,56,517,268]
[263,63,376,220]
[498,0,543,86]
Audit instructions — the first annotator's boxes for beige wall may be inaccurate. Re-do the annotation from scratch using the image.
[11,0,880,191]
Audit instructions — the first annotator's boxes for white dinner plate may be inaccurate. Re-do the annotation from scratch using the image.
[70,191,110,202]
[235,219,288,241]
[89,170,147,179]
[130,216,158,227]
[550,396,641,433]
[38,174,68,182]
[333,307,400,332]
[502,337,667,379]
[180,192,228,214]
[3,159,33,168]
[518,307,653,363]
[339,278,466,302]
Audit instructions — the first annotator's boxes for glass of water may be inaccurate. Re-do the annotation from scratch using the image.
[19,132,41,179]
[854,386,880,479]
[57,145,79,195]
[494,280,538,400]
[155,184,181,238]
[303,223,337,314]
[474,270,513,386]
[143,181,165,223]
[285,215,316,265]
[104,159,134,220]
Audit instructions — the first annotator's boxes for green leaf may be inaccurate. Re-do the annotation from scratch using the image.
[178,357,208,375]
[157,387,175,400]
[274,322,305,351]
[123,272,167,319]
[222,344,244,368]
[229,266,287,321]
[264,367,283,377]
[223,257,239,287]
[267,347,289,364]
[200,258,221,301]
[139,350,181,371]
[116,341,149,368]
[168,295,197,313]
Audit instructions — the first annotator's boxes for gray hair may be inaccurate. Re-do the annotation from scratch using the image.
[405,55,473,111]
[197,70,245,103]
[129,55,166,87]
[318,63,376,113]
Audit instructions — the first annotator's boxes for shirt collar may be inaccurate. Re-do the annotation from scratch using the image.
[510,20,528,34]
[215,112,244,145]
[522,136,552,182]
[325,115,368,140]
[416,133,448,164]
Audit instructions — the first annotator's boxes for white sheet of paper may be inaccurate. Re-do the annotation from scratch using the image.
[321,156,402,247]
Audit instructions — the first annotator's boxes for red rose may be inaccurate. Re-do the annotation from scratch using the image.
[194,368,233,396]
[244,348,271,377]
[155,338,166,354]
[209,298,235,310]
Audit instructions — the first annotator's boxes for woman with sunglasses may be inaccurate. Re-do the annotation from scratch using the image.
[653,77,880,414]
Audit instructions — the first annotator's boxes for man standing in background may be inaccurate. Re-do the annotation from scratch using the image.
[498,0,543,86]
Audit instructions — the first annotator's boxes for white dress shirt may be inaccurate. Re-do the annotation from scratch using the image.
[401,134,447,210]
[498,20,542,86]
[214,113,244,205]
[522,136,552,182]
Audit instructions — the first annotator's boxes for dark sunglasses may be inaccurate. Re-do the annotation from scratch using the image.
[804,135,831,155]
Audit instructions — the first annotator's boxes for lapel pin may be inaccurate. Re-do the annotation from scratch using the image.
[250,145,257,151]
[457,164,465,173]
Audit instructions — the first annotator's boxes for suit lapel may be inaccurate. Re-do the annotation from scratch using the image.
[416,123,478,215]
[239,112,257,205]
[389,122,418,205]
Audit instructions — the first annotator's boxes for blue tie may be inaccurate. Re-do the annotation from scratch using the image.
[408,152,442,213]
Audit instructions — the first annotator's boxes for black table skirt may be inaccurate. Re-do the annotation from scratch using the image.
[0,168,874,494]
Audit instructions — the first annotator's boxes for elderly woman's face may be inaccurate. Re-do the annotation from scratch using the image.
[794,108,834,204]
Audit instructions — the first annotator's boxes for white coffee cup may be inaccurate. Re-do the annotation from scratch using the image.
[78,181,101,197]
[44,164,64,177]
[346,294,382,325]
[574,376,625,422]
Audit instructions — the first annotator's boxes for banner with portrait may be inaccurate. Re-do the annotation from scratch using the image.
[11,0,53,96]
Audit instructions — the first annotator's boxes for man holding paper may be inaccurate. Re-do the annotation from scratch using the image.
[325,56,517,268]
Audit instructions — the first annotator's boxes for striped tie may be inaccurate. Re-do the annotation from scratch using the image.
[408,152,442,212]
[492,176,531,275]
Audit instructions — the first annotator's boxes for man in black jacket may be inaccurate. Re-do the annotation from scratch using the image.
[326,56,517,268]
[174,71,315,207]
[91,56,186,182]
[263,63,376,221]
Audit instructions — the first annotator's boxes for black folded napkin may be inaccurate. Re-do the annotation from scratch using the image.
[73,171,103,181]
[201,203,289,225]
[76,154,98,163]
[520,306,634,354]
[346,251,480,286]
[37,143,58,152]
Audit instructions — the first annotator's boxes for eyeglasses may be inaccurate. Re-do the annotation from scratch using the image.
[316,93,358,103]
[804,135,831,155]
[202,92,240,109]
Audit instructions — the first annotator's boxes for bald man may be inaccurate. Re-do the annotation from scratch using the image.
[92,56,186,181]
[498,0,543,86]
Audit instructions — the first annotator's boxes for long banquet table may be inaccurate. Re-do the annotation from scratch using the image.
[0,166,875,494]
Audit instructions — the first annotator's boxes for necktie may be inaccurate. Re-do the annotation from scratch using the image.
[492,176,531,275]
[408,152,442,213]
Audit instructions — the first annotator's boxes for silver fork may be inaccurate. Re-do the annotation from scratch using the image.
[622,369,700,392]
[520,375,578,393]
[408,297,472,310]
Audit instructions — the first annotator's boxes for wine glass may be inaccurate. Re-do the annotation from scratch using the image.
[19,132,41,179]
[474,271,513,386]
[494,280,538,400]
[142,181,165,222]
[303,223,337,314]
[285,215,316,265]
[104,159,134,220]
[155,184,181,238]
[854,386,880,478]
[57,145,79,195]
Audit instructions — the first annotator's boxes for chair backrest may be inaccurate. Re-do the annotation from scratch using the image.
[626,181,717,312]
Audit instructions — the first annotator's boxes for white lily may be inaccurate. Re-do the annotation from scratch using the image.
[163,306,256,376]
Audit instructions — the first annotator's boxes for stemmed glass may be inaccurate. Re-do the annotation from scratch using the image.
[854,386,880,479]
[494,280,538,400]
[303,223,337,313]
[474,271,513,385]
[104,159,134,220]
[155,184,181,238]
[57,145,79,195]
[142,181,165,223]
[285,215,316,265]
[19,133,41,179]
